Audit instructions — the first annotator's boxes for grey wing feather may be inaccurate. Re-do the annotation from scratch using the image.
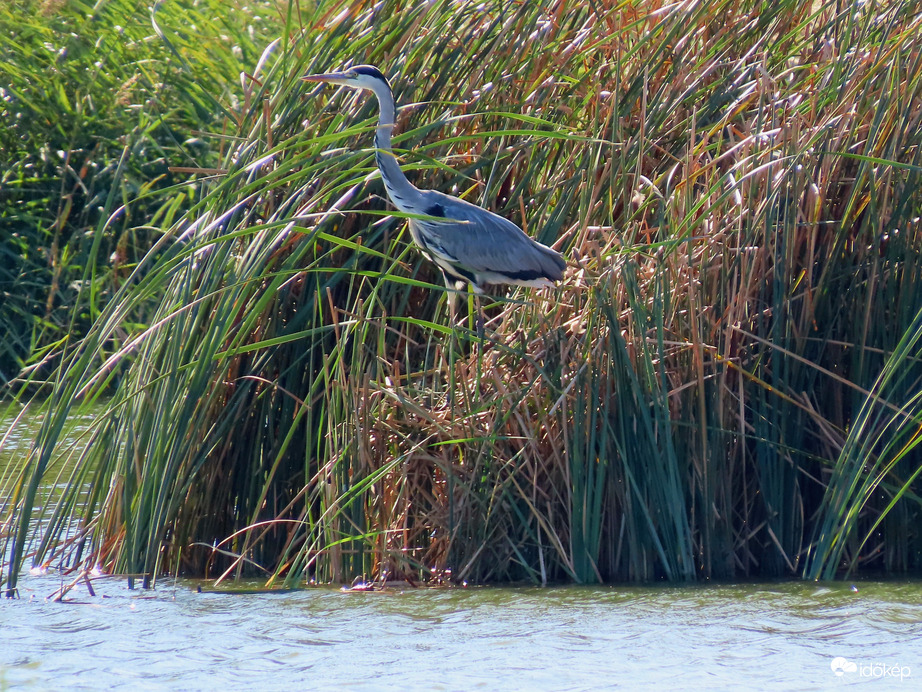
[414,190,565,282]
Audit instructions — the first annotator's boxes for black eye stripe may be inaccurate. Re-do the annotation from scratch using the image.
[351,65,386,81]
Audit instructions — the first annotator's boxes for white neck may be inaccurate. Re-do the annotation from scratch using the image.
[366,79,423,212]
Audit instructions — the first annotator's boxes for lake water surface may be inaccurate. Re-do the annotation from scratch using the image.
[2,576,919,690]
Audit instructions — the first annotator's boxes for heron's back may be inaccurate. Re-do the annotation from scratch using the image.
[409,190,565,291]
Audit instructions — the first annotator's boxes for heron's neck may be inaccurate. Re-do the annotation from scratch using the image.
[369,81,421,212]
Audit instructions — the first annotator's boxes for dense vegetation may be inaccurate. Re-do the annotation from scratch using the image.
[0,0,276,383]
[2,0,921,595]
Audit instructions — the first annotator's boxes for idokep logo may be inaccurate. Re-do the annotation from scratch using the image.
[830,657,858,676]
[830,656,911,681]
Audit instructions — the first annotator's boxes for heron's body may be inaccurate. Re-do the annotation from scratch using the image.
[303,65,566,293]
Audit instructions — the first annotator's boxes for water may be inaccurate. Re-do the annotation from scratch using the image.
[1,577,919,690]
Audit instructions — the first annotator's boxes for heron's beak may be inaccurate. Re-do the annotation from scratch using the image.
[302,72,352,85]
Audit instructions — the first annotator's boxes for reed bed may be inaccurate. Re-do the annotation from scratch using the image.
[2,0,921,593]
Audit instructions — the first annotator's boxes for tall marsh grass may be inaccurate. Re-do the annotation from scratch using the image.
[0,0,276,382]
[2,0,922,593]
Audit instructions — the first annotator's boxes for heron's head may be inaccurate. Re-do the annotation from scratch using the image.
[302,65,389,92]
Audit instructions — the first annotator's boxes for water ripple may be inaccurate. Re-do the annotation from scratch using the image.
[2,577,921,690]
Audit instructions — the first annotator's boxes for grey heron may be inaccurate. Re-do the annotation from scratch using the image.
[302,65,566,295]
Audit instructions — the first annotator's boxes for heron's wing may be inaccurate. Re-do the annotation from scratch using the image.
[412,191,565,282]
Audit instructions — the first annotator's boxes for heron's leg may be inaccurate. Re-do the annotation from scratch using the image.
[447,289,457,326]
[439,270,459,408]
[439,271,460,326]
[474,294,485,341]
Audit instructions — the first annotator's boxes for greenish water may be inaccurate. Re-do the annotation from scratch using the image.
[2,404,921,689]
[1,578,919,690]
